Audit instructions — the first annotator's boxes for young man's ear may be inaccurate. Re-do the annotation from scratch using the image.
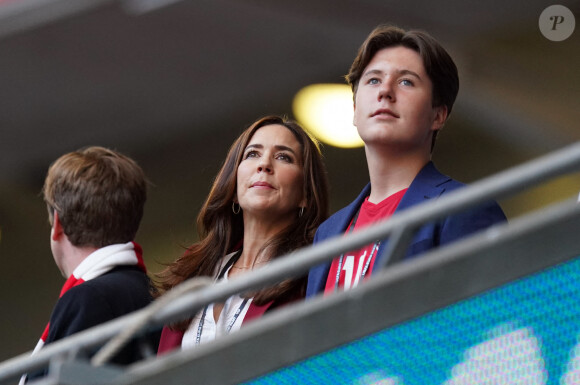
[51,211,64,241]
[431,105,448,132]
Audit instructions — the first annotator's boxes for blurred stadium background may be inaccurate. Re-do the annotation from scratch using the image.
[0,0,578,362]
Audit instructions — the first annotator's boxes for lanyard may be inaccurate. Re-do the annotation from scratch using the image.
[195,297,249,345]
[195,250,248,345]
[333,207,380,291]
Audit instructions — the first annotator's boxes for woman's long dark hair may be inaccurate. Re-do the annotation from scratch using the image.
[156,116,329,324]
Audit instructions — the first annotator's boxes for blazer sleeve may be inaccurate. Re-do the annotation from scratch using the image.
[306,228,333,297]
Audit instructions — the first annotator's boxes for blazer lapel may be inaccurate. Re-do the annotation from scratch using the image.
[335,184,372,233]
[307,184,371,296]
[373,162,451,269]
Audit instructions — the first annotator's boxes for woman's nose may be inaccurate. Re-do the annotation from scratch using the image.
[257,158,272,173]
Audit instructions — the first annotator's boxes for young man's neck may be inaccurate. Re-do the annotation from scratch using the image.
[61,244,98,278]
[364,145,430,204]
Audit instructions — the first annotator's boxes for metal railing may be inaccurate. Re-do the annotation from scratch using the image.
[120,191,580,385]
[1,142,580,385]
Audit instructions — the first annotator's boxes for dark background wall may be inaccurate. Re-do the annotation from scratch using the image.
[0,0,579,361]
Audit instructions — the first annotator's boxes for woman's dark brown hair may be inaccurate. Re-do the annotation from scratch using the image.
[156,116,329,325]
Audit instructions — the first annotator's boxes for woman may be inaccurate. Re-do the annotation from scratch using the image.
[156,115,329,352]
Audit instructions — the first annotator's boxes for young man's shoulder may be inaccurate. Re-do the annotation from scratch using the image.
[61,267,152,311]
[90,265,150,286]
[91,266,151,299]
[49,266,153,340]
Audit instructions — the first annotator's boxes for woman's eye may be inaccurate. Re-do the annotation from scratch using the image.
[368,78,379,85]
[276,153,293,162]
[400,79,414,86]
[244,150,259,159]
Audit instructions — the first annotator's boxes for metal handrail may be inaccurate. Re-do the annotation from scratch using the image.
[1,141,580,384]
[118,197,580,385]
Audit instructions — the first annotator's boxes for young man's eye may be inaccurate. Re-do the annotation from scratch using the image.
[400,79,414,86]
[368,78,380,85]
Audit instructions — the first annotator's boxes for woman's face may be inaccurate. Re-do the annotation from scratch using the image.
[236,124,305,219]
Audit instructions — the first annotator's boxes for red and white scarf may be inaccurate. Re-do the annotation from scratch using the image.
[20,242,145,384]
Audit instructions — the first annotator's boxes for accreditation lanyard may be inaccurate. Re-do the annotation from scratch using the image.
[195,250,249,345]
[333,207,381,291]
[195,298,249,345]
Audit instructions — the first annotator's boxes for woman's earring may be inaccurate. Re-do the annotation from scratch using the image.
[232,202,241,214]
[299,207,304,217]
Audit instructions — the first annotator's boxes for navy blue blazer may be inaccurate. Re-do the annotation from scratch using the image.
[306,162,507,297]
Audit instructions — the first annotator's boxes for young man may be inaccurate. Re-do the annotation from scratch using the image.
[306,25,506,296]
[23,146,157,382]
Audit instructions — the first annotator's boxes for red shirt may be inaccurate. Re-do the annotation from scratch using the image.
[324,189,407,294]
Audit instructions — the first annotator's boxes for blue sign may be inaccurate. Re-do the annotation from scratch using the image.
[248,255,580,384]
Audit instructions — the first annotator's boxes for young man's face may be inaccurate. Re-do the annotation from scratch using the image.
[353,46,446,153]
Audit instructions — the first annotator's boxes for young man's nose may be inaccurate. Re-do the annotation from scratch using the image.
[378,80,395,102]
